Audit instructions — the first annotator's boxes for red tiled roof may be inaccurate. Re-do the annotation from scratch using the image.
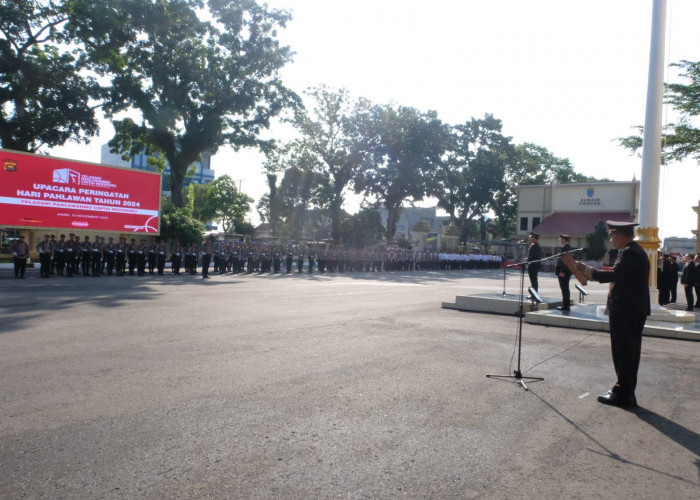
[533,212,636,237]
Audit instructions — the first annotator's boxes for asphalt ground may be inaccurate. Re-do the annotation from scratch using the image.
[1,268,698,499]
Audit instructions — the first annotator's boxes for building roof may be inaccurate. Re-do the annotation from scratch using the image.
[533,212,636,237]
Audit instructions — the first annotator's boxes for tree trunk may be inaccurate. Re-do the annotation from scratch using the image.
[170,164,186,208]
[329,195,342,243]
[385,203,402,241]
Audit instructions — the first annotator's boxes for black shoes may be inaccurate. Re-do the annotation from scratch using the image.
[556,306,570,311]
[597,392,637,408]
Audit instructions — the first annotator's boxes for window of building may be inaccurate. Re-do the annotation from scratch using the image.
[520,217,528,231]
[533,217,541,229]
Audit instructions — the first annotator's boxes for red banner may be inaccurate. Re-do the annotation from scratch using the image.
[1,149,161,233]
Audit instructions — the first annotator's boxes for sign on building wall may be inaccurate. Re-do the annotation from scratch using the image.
[552,184,637,212]
[1,149,161,233]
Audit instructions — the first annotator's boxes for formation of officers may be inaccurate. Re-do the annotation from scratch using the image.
[13,233,503,279]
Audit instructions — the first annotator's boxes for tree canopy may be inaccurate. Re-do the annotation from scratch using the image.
[619,59,700,164]
[72,0,299,207]
[200,175,253,235]
[0,0,99,152]
[354,104,452,240]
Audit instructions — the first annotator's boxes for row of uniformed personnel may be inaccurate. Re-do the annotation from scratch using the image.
[13,234,503,279]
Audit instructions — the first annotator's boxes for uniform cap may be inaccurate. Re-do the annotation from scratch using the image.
[559,234,570,239]
[528,231,540,239]
[606,220,639,232]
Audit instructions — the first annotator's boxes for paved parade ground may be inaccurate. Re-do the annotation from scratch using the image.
[1,268,698,498]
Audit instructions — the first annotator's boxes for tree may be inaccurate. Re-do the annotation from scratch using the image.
[184,182,210,222]
[160,202,205,244]
[288,86,372,242]
[74,0,299,207]
[0,0,99,152]
[489,142,599,238]
[200,175,253,235]
[586,221,608,260]
[339,207,384,248]
[619,59,700,163]
[430,114,515,241]
[355,105,451,240]
[276,166,325,239]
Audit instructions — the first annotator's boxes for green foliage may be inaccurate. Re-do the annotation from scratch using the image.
[0,0,99,152]
[619,59,700,163]
[200,175,253,235]
[585,221,608,260]
[430,114,514,237]
[160,203,205,244]
[75,0,299,207]
[185,182,211,223]
[259,165,325,239]
[355,104,452,240]
[285,86,373,242]
[339,208,384,248]
[233,219,254,238]
[396,237,413,250]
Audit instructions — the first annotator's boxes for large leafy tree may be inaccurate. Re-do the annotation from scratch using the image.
[355,105,451,240]
[430,114,515,240]
[288,86,372,242]
[0,0,99,152]
[160,201,205,244]
[339,207,385,249]
[73,0,299,207]
[490,142,590,237]
[276,166,325,239]
[200,175,252,235]
[619,59,700,163]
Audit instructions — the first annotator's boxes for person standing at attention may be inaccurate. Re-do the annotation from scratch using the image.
[575,221,650,408]
[526,231,542,293]
[680,254,695,311]
[555,234,572,311]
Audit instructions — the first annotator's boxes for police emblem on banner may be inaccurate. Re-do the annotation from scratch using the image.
[3,159,17,171]
[586,188,594,197]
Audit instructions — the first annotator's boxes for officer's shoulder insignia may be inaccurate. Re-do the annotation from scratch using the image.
[623,245,631,251]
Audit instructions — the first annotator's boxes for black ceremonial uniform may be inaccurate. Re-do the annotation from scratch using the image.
[105,239,116,275]
[591,240,650,400]
[171,243,183,275]
[527,237,542,292]
[555,241,573,310]
[285,247,294,274]
[54,235,67,275]
[80,237,92,276]
[680,258,695,311]
[156,243,167,275]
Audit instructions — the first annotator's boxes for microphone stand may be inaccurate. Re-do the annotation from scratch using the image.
[487,258,544,390]
[487,248,583,391]
[503,241,527,296]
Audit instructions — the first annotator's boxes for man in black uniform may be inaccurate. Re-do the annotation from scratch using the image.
[680,253,695,311]
[54,234,67,276]
[105,237,116,275]
[555,234,573,311]
[201,239,212,279]
[575,221,650,408]
[80,236,92,276]
[65,234,78,277]
[526,231,542,293]
[128,238,137,275]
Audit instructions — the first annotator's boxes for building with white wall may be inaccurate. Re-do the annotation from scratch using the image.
[515,180,640,254]
[378,206,450,241]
